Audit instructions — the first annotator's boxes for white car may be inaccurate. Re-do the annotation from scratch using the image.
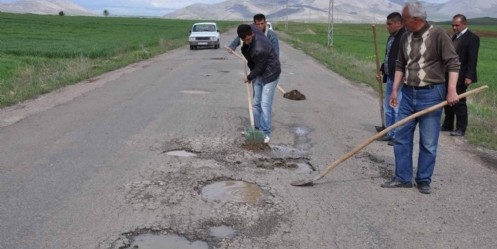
[266,22,273,30]
[188,22,220,50]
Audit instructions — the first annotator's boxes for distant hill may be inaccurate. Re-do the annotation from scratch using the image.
[164,0,497,23]
[0,0,94,16]
[436,17,497,25]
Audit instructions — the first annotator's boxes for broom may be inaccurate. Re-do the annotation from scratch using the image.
[226,48,265,144]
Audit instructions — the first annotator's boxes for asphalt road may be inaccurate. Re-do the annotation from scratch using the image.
[1,30,497,249]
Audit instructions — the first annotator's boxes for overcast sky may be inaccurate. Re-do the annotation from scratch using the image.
[0,0,450,16]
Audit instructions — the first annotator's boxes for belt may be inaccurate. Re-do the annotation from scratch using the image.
[404,84,435,89]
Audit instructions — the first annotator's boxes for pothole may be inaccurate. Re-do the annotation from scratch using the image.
[255,158,314,173]
[163,149,198,157]
[200,180,264,204]
[126,234,208,249]
[208,225,237,239]
[287,162,314,173]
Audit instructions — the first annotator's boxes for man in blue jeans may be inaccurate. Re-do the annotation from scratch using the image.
[237,24,281,143]
[376,12,406,146]
[381,1,460,194]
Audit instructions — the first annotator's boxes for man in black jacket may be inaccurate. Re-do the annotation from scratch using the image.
[377,12,406,145]
[441,14,480,136]
[237,24,281,143]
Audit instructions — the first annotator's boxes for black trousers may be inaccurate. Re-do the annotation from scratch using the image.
[442,86,468,132]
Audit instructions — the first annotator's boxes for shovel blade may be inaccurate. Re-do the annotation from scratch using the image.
[290,179,314,186]
[283,90,306,101]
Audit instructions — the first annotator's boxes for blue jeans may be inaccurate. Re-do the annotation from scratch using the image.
[384,77,402,138]
[252,77,278,137]
[393,83,446,184]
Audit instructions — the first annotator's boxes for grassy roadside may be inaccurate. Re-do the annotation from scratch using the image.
[0,12,238,107]
[276,21,497,150]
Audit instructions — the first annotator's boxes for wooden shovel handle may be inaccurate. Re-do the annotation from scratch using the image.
[277,85,286,94]
[372,24,386,127]
[225,47,256,129]
[312,85,489,182]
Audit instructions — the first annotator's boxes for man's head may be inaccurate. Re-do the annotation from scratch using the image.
[237,24,255,45]
[253,13,267,32]
[452,14,468,34]
[402,1,427,32]
[386,12,403,34]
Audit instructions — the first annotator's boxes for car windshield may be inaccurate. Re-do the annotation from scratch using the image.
[193,24,216,32]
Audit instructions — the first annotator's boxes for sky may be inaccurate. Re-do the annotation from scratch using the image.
[0,0,450,17]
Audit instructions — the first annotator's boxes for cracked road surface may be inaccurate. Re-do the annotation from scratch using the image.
[1,31,497,249]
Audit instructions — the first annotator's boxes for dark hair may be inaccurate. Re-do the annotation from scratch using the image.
[253,13,266,23]
[387,12,402,22]
[453,14,467,24]
[237,24,253,39]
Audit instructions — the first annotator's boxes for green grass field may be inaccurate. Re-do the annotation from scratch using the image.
[1,12,495,150]
[277,20,497,150]
[0,12,237,107]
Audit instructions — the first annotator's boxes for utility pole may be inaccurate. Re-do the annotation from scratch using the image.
[285,0,289,32]
[327,0,334,46]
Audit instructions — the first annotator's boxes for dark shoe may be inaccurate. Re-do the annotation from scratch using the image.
[440,126,453,132]
[375,125,385,132]
[417,182,431,194]
[376,134,393,142]
[387,140,394,146]
[450,130,465,136]
[381,178,413,188]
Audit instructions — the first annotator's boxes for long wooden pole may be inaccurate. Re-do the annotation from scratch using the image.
[372,25,385,128]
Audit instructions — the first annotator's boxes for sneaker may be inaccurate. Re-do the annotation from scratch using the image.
[450,130,465,136]
[417,182,431,194]
[241,131,245,136]
[376,134,393,142]
[264,136,270,143]
[440,126,452,132]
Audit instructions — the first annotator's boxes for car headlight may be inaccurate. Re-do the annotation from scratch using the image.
[189,37,195,42]
[210,37,217,41]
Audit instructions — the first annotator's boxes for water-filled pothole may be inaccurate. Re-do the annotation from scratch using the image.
[127,234,208,249]
[208,225,237,239]
[201,181,263,204]
[163,149,198,157]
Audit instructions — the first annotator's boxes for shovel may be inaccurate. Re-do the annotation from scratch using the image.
[372,25,386,132]
[277,85,306,101]
[291,85,489,186]
[226,46,305,101]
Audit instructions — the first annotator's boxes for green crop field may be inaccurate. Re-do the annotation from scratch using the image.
[0,12,237,107]
[277,19,497,150]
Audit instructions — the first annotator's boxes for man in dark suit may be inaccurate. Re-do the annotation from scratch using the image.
[441,14,480,136]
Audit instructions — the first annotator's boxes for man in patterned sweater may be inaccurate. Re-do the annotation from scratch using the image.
[381,0,460,194]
